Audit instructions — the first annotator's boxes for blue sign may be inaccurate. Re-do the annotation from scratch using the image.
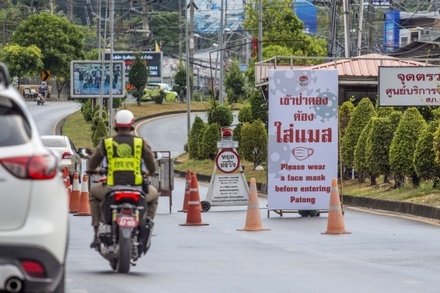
[294,0,317,34]
[239,64,247,72]
[383,10,400,53]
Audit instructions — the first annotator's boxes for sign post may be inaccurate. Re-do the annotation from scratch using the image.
[201,128,249,212]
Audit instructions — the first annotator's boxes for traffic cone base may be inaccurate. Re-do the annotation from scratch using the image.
[322,178,351,235]
[237,178,270,232]
[69,172,81,213]
[180,173,209,226]
[75,174,91,216]
[178,170,192,213]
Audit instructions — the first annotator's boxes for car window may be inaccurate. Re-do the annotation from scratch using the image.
[0,114,31,146]
[42,138,67,148]
[147,84,160,90]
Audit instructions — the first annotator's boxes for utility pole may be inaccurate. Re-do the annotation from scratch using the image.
[218,0,225,105]
[343,0,350,57]
[189,0,195,95]
[185,1,192,138]
[357,0,364,56]
[141,0,151,48]
[108,0,115,135]
[67,0,73,21]
[179,0,182,58]
[258,0,262,62]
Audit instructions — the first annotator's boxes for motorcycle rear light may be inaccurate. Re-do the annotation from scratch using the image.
[1,155,57,180]
[20,260,47,278]
[114,191,141,202]
[61,152,72,159]
[122,208,132,215]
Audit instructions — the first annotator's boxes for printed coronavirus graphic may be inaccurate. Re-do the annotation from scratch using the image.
[268,134,292,178]
[313,88,338,122]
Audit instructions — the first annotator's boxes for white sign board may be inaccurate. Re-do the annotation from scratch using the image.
[378,66,440,106]
[215,149,240,173]
[268,69,338,210]
[205,174,249,206]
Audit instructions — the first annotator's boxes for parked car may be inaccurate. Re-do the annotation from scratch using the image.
[142,82,178,102]
[0,63,68,292]
[41,135,82,182]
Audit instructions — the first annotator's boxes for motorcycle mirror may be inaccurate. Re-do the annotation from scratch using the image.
[79,148,93,158]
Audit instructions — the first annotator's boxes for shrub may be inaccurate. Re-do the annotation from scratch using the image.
[240,119,267,169]
[92,116,108,147]
[188,116,206,159]
[414,120,440,187]
[200,123,221,160]
[354,118,374,183]
[207,104,233,127]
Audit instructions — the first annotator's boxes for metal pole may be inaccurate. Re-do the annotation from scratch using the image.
[343,0,350,57]
[218,0,224,105]
[258,0,263,62]
[357,0,364,56]
[98,0,103,117]
[185,1,191,138]
[108,0,114,135]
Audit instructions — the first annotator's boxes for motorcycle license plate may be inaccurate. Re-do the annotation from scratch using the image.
[117,216,138,227]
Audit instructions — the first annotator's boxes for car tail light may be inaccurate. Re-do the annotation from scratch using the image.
[20,260,47,278]
[0,155,58,180]
[114,191,141,202]
[61,152,72,159]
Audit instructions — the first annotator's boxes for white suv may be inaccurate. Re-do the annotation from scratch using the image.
[0,63,69,292]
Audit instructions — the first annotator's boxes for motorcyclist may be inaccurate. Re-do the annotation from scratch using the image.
[38,81,48,102]
[86,109,159,248]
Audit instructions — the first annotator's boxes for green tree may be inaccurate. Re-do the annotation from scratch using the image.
[10,12,86,97]
[339,101,355,141]
[240,119,267,169]
[188,116,205,160]
[92,116,108,147]
[389,107,427,188]
[128,52,149,105]
[341,98,376,169]
[243,0,327,64]
[207,104,233,127]
[224,59,246,103]
[414,120,440,188]
[173,59,189,101]
[238,104,253,123]
[0,44,43,90]
[354,118,374,184]
[200,123,221,160]
[249,90,268,127]
[149,11,182,54]
[366,115,400,184]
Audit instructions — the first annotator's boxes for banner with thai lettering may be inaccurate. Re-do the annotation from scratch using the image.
[268,69,338,210]
[378,66,440,106]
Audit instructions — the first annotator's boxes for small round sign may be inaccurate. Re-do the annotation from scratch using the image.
[215,149,240,173]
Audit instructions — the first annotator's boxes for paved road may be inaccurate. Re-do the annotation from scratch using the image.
[28,101,440,293]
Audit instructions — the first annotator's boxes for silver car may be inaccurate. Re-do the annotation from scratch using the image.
[0,63,68,292]
[40,135,82,181]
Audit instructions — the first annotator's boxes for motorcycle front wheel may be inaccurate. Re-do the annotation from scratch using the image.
[117,229,132,273]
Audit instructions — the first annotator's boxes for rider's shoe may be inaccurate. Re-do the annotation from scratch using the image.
[90,236,99,249]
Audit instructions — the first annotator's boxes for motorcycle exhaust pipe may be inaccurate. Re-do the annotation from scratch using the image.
[5,277,22,293]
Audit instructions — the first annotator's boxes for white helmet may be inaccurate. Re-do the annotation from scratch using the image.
[114,109,134,129]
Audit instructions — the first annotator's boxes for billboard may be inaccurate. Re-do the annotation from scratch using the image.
[105,52,162,79]
[378,66,440,106]
[70,61,125,98]
[383,10,400,53]
[294,0,317,34]
[193,0,244,34]
[268,69,338,211]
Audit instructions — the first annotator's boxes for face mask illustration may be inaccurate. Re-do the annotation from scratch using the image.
[292,147,314,161]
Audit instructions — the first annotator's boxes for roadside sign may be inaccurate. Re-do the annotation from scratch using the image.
[41,70,50,81]
[215,149,240,174]
[217,141,239,148]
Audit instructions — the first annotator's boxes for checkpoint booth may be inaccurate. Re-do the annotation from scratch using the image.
[201,128,249,212]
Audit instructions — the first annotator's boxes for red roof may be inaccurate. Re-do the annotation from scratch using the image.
[306,53,429,77]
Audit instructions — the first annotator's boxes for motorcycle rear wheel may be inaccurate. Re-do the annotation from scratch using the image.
[117,229,132,273]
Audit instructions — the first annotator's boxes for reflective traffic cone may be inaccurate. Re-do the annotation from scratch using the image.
[69,172,81,213]
[179,172,209,226]
[322,178,351,235]
[62,167,71,205]
[238,178,270,231]
[178,170,192,212]
[75,174,91,216]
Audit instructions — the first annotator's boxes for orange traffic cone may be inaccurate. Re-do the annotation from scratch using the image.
[322,178,351,235]
[69,172,81,213]
[179,172,209,226]
[178,170,192,212]
[62,167,71,205]
[75,174,91,216]
[238,178,270,231]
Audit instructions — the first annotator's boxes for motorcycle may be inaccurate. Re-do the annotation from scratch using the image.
[36,93,45,105]
[88,169,154,273]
